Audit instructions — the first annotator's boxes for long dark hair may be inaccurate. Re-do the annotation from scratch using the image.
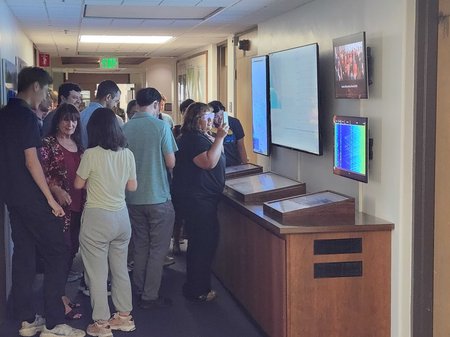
[87,107,127,151]
[49,103,82,149]
[180,102,210,134]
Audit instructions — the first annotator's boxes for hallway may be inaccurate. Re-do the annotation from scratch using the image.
[0,245,267,337]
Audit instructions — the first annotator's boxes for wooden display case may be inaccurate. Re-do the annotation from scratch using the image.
[225,163,263,179]
[224,172,306,203]
[263,190,355,226]
[214,194,393,337]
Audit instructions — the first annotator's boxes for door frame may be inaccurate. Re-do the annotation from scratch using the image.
[412,0,438,336]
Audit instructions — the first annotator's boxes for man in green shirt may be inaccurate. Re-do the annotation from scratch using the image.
[123,87,178,309]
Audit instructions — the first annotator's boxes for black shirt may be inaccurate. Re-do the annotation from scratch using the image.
[172,131,226,199]
[222,116,245,167]
[0,98,46,206]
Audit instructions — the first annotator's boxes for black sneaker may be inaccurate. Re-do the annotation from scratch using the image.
[163,255,175,267]
[184,290,218,303]
[139,296,173,309]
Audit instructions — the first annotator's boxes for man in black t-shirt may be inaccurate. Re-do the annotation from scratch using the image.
[0,67,85,337]
[208,100,248,167]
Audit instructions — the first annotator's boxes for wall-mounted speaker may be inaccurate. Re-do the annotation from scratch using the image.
[238,39,250,51]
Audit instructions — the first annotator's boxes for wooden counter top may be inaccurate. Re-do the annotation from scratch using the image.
[221,192,394,236]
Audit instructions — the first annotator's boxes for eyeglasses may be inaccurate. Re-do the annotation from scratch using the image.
[200,112,215,121]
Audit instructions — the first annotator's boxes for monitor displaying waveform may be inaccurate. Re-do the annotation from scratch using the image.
[333,116,368,183]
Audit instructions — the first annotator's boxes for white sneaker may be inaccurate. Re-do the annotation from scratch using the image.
[86,321,113,337]
[108,313,136,332]
[40,324,86,337]
[19,314,45,336]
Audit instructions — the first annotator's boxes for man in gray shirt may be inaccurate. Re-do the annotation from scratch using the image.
[122,87,178,309]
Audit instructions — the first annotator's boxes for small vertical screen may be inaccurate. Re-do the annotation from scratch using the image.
[333,116,368,183]
[251,55,270,156]
[333,32,369,99]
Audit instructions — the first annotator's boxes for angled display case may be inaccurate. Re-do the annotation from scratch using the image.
[224,172,306,203]
[225,163,263,179]
[263,190,355,226]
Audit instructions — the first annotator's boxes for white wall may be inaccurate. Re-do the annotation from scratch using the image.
[256,0,415,336]
[143,57,177,114]
[0,1,34,66]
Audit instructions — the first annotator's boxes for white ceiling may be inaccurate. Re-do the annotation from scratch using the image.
[5,0,312,60]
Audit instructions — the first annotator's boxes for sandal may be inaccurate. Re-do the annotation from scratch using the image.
[65,309,82,320]
[68,302,81,309]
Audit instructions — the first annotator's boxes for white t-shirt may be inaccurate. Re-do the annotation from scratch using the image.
[77,146,136,211]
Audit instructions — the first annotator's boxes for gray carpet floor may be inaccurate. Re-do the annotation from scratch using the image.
[0,241,267,337]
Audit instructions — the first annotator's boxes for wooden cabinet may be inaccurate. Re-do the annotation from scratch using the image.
[214,195,393,337]
[215,203,286,337]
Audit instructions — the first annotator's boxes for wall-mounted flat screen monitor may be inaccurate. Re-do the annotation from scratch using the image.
[269,43,321,155]
[333,115,368,183]
[251,55,270,156]
[333,32,369,99]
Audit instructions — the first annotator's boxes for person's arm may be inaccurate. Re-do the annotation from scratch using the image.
[126,179,138,191]
[50,185,72,206]
[193,124,229,170]
[237,138,248,164]
[126,149,138,191]
[164,152,176,171]
[40,140,72,206]
[24,147,65,217]
[74,175,86,190]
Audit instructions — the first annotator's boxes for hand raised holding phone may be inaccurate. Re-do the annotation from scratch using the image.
[222,111,229,126]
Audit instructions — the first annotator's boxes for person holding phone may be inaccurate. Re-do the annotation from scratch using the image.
[208,100,248,167]
[172,102,228,302]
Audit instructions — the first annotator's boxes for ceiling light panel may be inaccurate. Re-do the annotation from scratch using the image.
[80,35,173,44]
[84,5,221,20]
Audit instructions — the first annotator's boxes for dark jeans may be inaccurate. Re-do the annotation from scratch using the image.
[183,195,220,298]
[64,211,81,273]
[8,201,68,327]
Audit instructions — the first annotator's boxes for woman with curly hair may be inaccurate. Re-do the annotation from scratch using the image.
[172,102,229,302]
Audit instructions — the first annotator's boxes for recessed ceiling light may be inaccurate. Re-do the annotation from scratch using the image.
[79,35,172,44]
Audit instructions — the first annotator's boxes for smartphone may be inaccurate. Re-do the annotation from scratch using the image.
[222,111,229,126]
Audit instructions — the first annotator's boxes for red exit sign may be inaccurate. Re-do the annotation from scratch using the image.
[38,53,50,67]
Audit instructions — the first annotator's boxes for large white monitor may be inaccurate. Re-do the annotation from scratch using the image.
[269,43,321,155]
